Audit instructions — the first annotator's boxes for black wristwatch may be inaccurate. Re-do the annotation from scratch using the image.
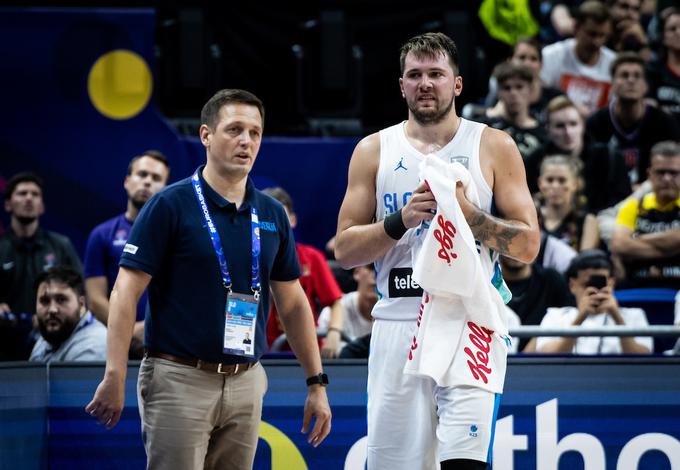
[306,373,329,387]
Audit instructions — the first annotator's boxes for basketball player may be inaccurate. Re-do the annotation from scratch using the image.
[335,32,540,470]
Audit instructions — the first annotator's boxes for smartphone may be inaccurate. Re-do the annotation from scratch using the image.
[585,274,607,289]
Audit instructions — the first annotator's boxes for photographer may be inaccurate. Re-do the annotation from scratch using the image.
[536,250,653,354]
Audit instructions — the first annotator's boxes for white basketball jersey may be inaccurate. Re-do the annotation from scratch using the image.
[373,119,497,321]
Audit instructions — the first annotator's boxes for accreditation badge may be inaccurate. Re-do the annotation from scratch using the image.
[224,292,258,357]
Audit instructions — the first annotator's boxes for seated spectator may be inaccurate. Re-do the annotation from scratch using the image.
[611,141,680,289]
[606,0,651,59]
[479,37,564,123]
[30,267,106,362]
[0,172,82,361]
[536,249,653,354]
[84,151,170,358]
[263,187,343,357]
[480,63,548,159]
[647,7,680,122]
[501,255,574,352]
[587,52,680,186]
[525,96,631,210]
[318,264,376,356]
[541,1,616,115]
[536,156,600,251]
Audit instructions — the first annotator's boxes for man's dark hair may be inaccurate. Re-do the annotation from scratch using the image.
[262,186,294,213]
[126,150,171,177]
[493,62,534,85]
[651,140,680,160]
[610,51,645,76]
[200,89,265,130]
[4,172,44,200]
[399,32,459,75]
[566,249,613,279]
[574,1,611,25]
[34,266,85,297]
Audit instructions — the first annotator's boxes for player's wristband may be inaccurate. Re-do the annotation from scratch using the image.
[384,209,408,240]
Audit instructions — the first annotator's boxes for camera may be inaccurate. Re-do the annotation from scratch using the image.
[585,274,607,289]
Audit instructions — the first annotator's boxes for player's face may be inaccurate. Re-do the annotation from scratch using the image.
[124,156,169,210]
[538,163,578,208]
[612,62,647,101]
[200,103,263,179]
[497,77,531,115]
[512,43,541,75]
[648,155,680,203]
[663,14,680,53]
[574,19,611,54]
[400,51,462,125]
[547,106,584,153]
[35,281,84,347]
[4,182,44,222]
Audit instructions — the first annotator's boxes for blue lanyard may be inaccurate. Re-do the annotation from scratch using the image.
[191,170,261,298]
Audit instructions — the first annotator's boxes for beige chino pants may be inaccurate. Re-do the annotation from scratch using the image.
[137,356,268,470]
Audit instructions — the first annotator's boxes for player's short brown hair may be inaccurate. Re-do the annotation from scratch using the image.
[399,32,459,75]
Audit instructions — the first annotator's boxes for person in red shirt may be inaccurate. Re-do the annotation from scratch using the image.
[263,187,344,357]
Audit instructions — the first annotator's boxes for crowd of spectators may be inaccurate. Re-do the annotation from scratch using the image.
[1,1,679,361]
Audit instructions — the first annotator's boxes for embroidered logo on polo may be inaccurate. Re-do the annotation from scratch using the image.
[259,221,277,232]
[123,243,139,255]
[388,267,423,298]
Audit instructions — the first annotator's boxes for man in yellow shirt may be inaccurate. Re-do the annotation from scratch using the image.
[611,140,680,288]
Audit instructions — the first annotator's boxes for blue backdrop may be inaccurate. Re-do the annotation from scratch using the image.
[0,8,357,255]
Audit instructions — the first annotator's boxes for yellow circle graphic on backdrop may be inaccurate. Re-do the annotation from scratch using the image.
[88,50,152,120]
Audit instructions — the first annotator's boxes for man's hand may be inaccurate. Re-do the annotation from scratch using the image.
[320,330,341,359]
[301,385,332,447]
[577,287,602,319]
[85,374,125,430]
[596,287,623,323]
[401,182,436,229]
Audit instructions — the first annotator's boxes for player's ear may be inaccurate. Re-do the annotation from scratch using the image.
[454,75,463,97]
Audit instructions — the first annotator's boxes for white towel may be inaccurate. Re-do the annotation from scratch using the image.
[404,155,509,392]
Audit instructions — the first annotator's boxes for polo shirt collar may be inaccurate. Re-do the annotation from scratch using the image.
[197,166,257,212]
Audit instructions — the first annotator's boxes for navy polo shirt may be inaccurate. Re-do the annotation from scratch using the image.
[119,166,300,363]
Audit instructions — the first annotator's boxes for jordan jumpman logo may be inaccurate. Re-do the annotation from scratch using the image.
[394,157,407,171]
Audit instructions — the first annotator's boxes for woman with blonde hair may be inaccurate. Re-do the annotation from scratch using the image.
[536,155,600,251]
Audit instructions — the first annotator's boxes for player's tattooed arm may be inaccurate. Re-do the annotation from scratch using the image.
[467,210,526,257]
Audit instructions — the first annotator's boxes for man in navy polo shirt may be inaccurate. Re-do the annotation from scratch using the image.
[87,89,331,469]
[83,151,170,358]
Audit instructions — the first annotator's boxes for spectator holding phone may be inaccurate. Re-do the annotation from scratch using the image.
[536,249,653,354]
